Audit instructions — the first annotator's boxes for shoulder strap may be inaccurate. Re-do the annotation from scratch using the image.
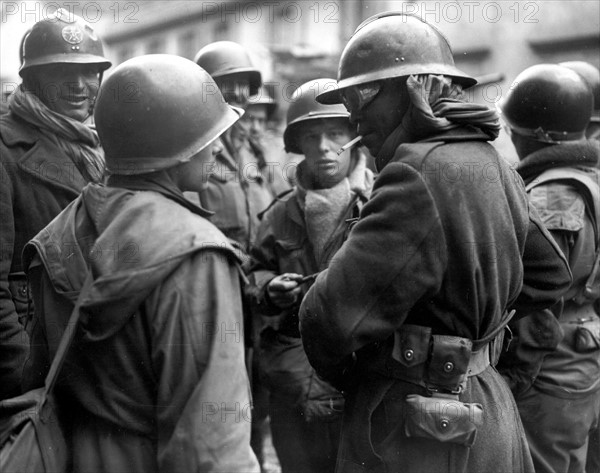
[525,167,600,245]
[527,167,600,304]
[43,273,94,397]
[473,309,516,347]
[257,187,295,221]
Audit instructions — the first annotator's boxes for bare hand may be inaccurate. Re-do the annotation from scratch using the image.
[267,273,304,309]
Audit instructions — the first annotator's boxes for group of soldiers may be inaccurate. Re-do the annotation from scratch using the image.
[1,8,599,473]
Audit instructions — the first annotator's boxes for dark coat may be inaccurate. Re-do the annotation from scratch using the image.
[249,164,373,473]
[23,184,259,472]
[0,112,88,400]
[299,129,572,473]
[198,136,278,254]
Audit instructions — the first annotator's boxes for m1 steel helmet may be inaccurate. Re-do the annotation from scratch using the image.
[498,64,593,143]
[560,61,600,122]
[247,85,277,118]
[194,41,261,96]
[95,55,242,175]
[19,8,111,76]
[317,12,476,104]
[284,78,351,154]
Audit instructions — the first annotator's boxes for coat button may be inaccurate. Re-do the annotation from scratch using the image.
[404,349,414,361]
[19,285,27,297]
[440,419,449,429]
[443,361,454,372]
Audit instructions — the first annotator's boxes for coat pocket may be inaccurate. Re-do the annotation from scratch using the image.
[274,237,308,271]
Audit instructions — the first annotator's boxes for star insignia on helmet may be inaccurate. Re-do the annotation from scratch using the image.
[62,26,83,45]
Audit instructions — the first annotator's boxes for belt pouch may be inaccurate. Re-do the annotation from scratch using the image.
[426,335,472,392]
[404,394,483,447]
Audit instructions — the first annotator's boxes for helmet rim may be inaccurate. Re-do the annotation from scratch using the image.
[317,11,477,104]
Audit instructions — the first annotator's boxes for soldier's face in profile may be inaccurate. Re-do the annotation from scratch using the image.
[297,118,353,189]
[168,145,215,193]
[346,78,410,157]
[30,63,100,122]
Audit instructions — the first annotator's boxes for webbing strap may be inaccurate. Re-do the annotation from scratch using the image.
[526,167,600,246]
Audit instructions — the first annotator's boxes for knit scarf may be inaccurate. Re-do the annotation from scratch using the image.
[299,152,373,269]
[377,74,501,169]
[9,86,105,183]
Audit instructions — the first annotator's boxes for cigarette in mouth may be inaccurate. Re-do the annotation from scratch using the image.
[337,135,363,155]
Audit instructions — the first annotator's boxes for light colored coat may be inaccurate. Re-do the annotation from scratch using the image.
[23,183,259,473]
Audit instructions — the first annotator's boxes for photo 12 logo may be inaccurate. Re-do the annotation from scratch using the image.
[399,1,539,24]
[1,2,140,24]
[198,1,340,24]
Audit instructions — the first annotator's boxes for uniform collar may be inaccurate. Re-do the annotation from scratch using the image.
[1,112,40,146]
[517,140,600,183]
[107,172,214,218]
[2,114,87,193]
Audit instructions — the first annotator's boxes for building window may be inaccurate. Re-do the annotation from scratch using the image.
[178,30,196,60]
[147,37,165,54]
[214,22,230,41]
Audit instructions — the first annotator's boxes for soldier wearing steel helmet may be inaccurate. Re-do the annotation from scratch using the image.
[246,85,278,143]
[497,64,600,473]
[194,42,284,469]
[245,85,290,196]
[560,61,600,142]
[297,12,572,472]
[21,54,260,472]
[249,78,373,472]
[193,41,279,255]
[0,9,110,401]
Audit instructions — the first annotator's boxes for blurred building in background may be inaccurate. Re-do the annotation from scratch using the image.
[2,0,599,161]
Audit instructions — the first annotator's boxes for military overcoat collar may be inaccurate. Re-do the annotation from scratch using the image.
[1,112,87,194]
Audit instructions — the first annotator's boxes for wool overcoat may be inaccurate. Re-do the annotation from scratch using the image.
[299,129,572,473]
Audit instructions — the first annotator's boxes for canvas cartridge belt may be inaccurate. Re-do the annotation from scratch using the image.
[385,324,492,394]
[384,323,508,448]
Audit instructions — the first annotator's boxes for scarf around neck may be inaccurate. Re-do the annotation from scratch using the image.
[9,85,105,183]
[377,74,501,169]
[297,152,373,269]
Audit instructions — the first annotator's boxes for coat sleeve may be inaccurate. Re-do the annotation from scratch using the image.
[510,200,572,314]
[499,185,578,397]
[247,207,281,316]
[148,250,259,473]
[0,160,29,400]
[299,161,447,377]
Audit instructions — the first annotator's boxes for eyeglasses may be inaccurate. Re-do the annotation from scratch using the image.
[341,82,382,113]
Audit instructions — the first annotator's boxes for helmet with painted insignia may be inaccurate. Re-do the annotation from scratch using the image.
[19,8,111,76]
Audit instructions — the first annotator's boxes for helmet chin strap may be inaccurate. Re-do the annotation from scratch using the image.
[84,70,104,125]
